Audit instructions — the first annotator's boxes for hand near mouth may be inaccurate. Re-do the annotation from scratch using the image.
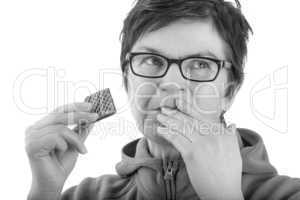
[156,89,243,200]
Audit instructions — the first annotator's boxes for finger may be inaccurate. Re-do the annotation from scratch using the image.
[52,102,93,113]
[54,135,68,154]
[157,113,198,141]
[59,127,88,154]
[161,107,227,136]
[222,123,238,137]
[207,122,234,137]
[161,106,192,121]
[32,112,99,130]
[157,125,191,153]
[161,107,207,136]
[175,89,209,123]
[176,89,223,127]
[227,123,237,135]
[73,122,95,142]
[227,124,243,151]
[26,130,80,158]
[26,134,58,157]
[30,125,88,154]
[161,106,202,131]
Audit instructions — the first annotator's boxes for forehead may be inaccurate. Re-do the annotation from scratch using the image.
[131,18,228,60]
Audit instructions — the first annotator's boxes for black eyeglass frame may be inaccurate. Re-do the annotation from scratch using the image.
[125,52,232,82]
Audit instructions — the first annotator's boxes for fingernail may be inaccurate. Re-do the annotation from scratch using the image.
[90,113,99,119]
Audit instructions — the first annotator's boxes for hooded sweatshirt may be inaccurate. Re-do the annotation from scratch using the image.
[61,128,300,200]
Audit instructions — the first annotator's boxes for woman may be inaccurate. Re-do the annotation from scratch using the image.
[26,0,300,199]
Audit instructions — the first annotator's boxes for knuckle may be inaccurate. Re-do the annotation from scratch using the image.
[48,112,60,122]
[25,125,33,133]
[61,141,68,151]
[65,112,75,121]
[57,137,68,150]
[24,126,40,139]
[58,125,71,135]
[25,125,34,137]
[45,124,61,132]
[45,125,67,137]
[24,139,36,155]
[61,127,79,140]
[56,124,67,130]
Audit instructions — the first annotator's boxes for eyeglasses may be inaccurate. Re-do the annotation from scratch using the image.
[126,52,232,82]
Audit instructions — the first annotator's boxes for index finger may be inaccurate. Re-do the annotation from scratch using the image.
[52,102,93,113]
[175,89,206,121]
[73,122,95,142]
[175,89,221,124]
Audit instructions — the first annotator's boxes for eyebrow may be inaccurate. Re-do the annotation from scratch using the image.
[135,46,219,59]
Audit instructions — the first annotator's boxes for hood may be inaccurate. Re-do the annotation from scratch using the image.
[115,127,278,199]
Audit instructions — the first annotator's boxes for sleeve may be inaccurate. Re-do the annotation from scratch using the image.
[243,173,300,200]
[60,174,134,200]
[60,177,99,200]
[239,128,300,200]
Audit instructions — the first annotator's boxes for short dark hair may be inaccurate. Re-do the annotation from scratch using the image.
[119,0,253,99]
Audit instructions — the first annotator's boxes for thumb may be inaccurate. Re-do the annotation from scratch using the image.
[73,122,95,142]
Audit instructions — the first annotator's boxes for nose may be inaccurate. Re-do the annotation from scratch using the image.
[158,63,186,93]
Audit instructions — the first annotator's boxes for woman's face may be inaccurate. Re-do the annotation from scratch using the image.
[126,18,232,146]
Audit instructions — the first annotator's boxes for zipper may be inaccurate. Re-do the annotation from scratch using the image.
[163,160,179,200]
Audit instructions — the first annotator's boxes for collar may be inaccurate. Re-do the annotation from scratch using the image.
[115,127,277,199]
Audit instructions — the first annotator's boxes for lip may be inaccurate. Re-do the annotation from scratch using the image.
[150,105,177,112]
[145,108,161,114]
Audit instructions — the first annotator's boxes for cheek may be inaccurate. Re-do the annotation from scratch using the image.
[192,73,227,117]
[127,75,157,127]
[127,75,171,145]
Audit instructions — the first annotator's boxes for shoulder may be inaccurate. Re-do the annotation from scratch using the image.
[236,127,264,147]
[61,174,135,200]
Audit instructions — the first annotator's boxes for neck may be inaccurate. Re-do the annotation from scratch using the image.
[146,138,181,162]
[145,119,227,162]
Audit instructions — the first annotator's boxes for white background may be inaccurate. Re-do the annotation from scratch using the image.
[0,0,299,198]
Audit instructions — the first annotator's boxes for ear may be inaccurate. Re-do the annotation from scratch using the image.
[122,67,129,93]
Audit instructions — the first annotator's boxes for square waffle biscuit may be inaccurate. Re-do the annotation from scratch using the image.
[84,88,116,122]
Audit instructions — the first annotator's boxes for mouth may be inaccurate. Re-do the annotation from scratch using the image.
[144,108,164,125]
[145,107,161,115]
[152,105,177,112]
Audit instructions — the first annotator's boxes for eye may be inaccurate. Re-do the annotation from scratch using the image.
[143,56,164,67]
[192,60,210,69]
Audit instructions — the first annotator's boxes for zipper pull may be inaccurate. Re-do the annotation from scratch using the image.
[164,161,177,180]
